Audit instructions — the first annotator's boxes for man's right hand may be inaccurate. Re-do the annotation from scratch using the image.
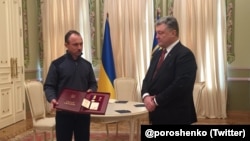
[143,96,156,112]
[50,99,58,111]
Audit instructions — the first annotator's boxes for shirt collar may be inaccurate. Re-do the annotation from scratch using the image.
[166,39,179,53]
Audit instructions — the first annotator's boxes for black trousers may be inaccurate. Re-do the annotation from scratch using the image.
[56,111,90,141]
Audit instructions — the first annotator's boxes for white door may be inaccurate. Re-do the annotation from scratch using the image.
[0,0,25,129]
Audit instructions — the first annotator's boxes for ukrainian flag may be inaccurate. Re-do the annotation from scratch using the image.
[152,11,161,56]
[97,16,116,99]
[152,30,159,54]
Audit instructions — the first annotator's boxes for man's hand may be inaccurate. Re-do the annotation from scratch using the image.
[87,89,92,93]
[50,99,58,112]
[143,96,156,112]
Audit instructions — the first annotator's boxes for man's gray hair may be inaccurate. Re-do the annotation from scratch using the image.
[156,16,179,37]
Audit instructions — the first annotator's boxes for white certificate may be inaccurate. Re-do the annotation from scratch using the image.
[82,98,91,109]
[89,102,99,110]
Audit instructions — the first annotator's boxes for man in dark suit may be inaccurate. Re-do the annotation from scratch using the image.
[141,16,197,125]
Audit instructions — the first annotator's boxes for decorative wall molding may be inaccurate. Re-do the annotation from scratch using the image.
[89,0,104,67]
[228,77,250,81]
[25,68,43,73]
[154,0,173,18]
[37,0,43,67]
[22,0,29,68]
[228,67,250,70]
[226,0,235,64]
[227,67,250,81]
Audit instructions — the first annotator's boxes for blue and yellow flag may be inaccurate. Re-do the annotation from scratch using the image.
[97,16,116,99]
[152,10,161,56]
[152,30,159,54]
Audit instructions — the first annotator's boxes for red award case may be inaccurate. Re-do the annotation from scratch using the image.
[55,89,110,115]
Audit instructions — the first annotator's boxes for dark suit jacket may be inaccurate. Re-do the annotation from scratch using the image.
[141,41,197,124]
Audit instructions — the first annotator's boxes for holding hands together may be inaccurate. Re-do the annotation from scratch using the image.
[143,96,156,112]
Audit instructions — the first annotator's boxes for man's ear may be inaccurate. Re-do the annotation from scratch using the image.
[171,30,177,36]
